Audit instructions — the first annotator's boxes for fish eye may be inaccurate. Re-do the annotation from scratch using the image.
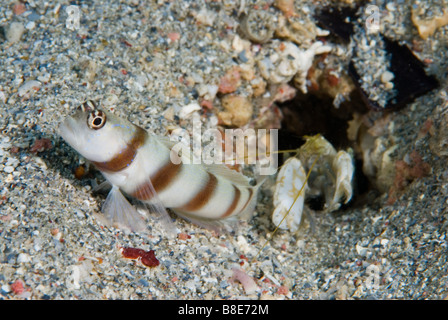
[87,110,107,130]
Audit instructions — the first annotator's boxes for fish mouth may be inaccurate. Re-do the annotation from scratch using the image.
[58,116,81,149]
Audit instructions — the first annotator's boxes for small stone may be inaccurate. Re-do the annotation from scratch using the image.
[178,232,191,241]
[179,102,201,119]
[381,71,394,84]
[0,91,6,103]
[18,80,41,97]
[140,250,159,268]
[102,94,119,107]
[10,280,24,295]
[1,284,10,293]
[197,84,219,100]
[219,94,253,127]
[25,21,35,30]
[275,0,297,19]
[6,22,25,43]
[74,165,87,180]
[356,243,368,256]
[238,50,249,63]
[162,106,175,121]
[195,8,217,26]
[29,138,52,153]
[37,73,51,83]
[201,100,214,111]
[251,78,267,97]
[232,35,251,53]
[384,82,394,90]
[3,166,14,173]
[238,63,255,81]
[17,253,31,263]
[33,241,42,252]
[218,66,241,94]
[277,285,289,296]
[12,2,26,16]
[167,32,180,42]
[411,6,448,40]
[206,84,219,100]
[138,279,150,287]
[27,12,41,22]
[230,267,258,294]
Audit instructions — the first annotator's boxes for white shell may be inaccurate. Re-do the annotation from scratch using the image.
[329,150,354,211]
[272,157,307,232]
[18,80,41,97]
[179,102,201,119]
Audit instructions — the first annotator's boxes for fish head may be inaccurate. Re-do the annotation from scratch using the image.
[58,101,136,162]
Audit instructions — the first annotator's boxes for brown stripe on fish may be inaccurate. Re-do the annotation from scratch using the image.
[151,160,182,193]
[131,160,182,201]
[131,179,157,201]
[176,172,218,212]
[220,185,241,218]
[92,126,147,173]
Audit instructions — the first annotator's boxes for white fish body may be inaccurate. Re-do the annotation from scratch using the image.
[58,101,261,234]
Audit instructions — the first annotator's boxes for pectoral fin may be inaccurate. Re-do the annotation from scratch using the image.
[132,177,178,238]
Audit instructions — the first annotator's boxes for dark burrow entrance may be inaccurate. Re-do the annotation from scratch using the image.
[276,88,375,211]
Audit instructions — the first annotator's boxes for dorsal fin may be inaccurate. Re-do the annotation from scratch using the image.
[156,135,253,187]
[155,135,178,149]
[203,164,251,187]
[155,135,193,165]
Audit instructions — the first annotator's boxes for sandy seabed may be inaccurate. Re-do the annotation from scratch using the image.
[1,0,447,300]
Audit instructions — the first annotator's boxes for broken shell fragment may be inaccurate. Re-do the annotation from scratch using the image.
[257,40,331,92]
[179,102,201,119]
[275,15,328,46]
[18,80,42,97]
[239,10,275,43]
[329,150,354,211]
[274,0,298,19]
[411,6,448,40]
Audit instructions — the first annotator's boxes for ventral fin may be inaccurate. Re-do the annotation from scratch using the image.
[92,180,112,194]
[101,185,147,233]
